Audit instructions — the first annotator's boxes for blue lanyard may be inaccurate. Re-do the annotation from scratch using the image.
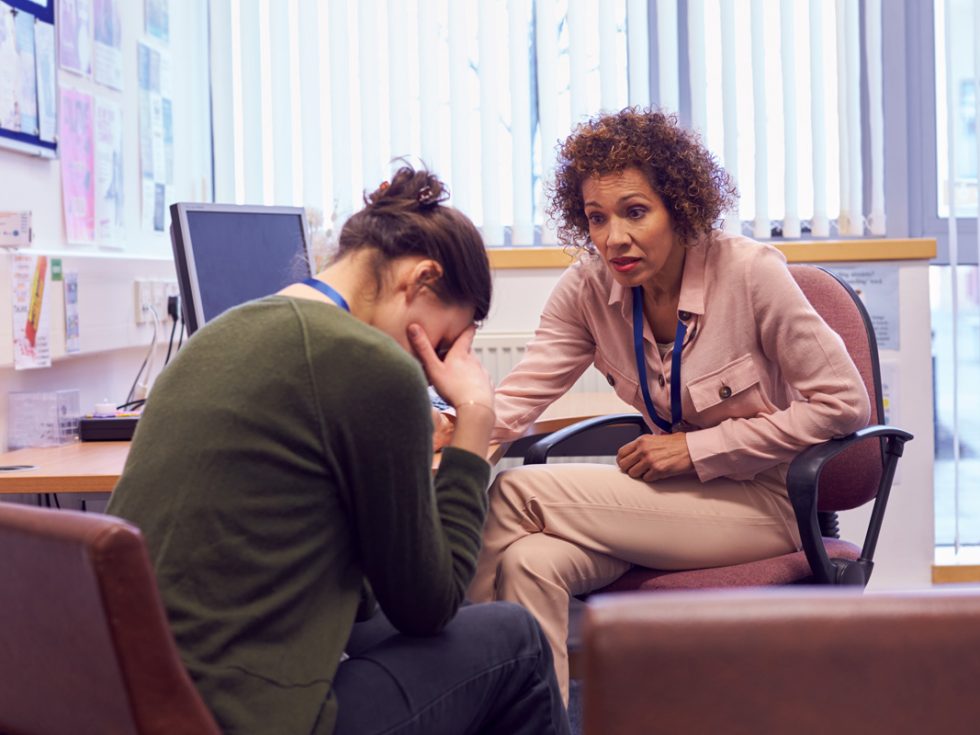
[632,286,687,434]
[303,278,351,313]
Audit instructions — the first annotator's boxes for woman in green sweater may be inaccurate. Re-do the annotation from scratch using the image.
[107,166,568,735]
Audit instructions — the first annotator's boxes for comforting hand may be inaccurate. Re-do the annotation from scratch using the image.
[616,432,694,482]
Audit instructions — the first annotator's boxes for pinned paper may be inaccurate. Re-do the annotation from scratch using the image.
[64,271,80,353]
[12,253,51,369]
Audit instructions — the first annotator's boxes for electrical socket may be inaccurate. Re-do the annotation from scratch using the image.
[134,278,179,324]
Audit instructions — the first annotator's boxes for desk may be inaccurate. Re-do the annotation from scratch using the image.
[0,442,130,495]
[0,393,636,497]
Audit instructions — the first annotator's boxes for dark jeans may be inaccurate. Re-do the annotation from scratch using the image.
[331,601,570,735]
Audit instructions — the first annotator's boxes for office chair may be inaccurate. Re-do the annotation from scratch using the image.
[582,588,980,735]
[0,502,220,735]
[524,264,913,591]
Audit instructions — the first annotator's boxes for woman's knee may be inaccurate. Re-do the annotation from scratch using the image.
[497,535,568,589]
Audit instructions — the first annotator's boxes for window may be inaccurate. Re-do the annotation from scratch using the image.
[209,0,649,246]
[930,0,980,551]
[210,0,882,247]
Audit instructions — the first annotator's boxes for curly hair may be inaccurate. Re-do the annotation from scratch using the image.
[548,108,737,251]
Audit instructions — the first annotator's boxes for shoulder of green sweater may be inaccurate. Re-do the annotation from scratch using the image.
[283,296,430,407]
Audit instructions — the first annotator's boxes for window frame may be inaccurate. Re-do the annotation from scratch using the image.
[904,0,978,264]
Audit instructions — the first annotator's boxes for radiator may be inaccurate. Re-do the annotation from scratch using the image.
[472,332,619,469]
[472,332,608,393]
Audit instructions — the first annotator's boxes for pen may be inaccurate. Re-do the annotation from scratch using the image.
[0,465,37,471]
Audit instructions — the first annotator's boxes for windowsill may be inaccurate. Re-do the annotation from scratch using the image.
[934,547,980,584]
[488,238,937,270]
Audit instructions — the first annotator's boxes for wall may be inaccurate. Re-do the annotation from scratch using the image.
[0,1,210,449]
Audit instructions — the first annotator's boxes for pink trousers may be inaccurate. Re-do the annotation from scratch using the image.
[468,462,800,702]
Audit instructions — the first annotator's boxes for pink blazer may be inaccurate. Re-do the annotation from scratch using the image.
[492,232,871,483]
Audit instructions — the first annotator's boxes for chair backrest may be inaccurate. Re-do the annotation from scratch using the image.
[583,589,980,735]
[788,264,884,511]
[0,502,221,735]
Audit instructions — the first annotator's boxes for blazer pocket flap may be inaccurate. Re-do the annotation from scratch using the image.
[688,353,761,412]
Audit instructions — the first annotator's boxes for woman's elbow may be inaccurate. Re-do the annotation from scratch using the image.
[834,385,872,436]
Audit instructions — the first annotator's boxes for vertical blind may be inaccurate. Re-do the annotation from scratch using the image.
[209,0,884,245]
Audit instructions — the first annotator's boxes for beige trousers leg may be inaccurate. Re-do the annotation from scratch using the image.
[468,463,800,702]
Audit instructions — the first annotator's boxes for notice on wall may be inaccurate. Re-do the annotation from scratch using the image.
[12,254,51,370]
[95,99,124,246]
[64,271,80,354]
[879,358,901,485]
[34,18,55,141]
[0,2,37,134]
[0,4,40,135]
[138,40,172,232]
[830,264,901,351]
[59,88,95,244]
[59,0,92,77]
[93,0,122,90]
[144,0,169,44]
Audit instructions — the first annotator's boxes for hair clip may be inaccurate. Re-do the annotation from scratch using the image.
[417,185,435,205]
[378,181,390,192]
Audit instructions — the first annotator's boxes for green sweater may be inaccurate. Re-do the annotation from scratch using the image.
[107,297,490,735]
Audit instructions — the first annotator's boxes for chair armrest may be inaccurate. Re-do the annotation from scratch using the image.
[523,414,651,465]
[786,424,914,585]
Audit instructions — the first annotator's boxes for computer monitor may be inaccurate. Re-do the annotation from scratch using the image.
[169,203,313,335]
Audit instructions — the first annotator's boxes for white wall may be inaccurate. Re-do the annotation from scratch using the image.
[485,260,936,591]
[0,2,210,449]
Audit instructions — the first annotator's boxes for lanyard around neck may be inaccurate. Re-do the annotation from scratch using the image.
[632,286,687,434]
[303,278,351,313]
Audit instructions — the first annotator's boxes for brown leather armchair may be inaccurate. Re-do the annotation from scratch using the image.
[0,502,220,735]
[583,588,980,735]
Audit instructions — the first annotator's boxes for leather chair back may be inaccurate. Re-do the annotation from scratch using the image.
[0,502,220,735]
[584,589,980,735]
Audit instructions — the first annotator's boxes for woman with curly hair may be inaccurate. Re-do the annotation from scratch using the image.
[467,108,870,699]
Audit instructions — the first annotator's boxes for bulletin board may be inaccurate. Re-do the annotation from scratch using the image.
[0,0,57,158]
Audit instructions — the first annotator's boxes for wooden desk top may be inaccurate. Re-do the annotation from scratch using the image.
[0,392,636,496]
[0,441,131,494]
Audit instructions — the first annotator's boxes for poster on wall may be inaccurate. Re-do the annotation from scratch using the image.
[64,271,81,354]
[0,1,55,156]
[830,264,901,351]
[59,88,95,243]
[93,0,122,90]
[11,254,52,370]
[0,2,39,135]
[879,359,901,485]
[34,14,56,141]
[0,3,21,131]
[138,40,172,232]
[95,99,124,246]
[59,0,93,78]
[144,0,168,44]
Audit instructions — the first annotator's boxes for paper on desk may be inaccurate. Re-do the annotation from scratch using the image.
[12,253,51,369]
